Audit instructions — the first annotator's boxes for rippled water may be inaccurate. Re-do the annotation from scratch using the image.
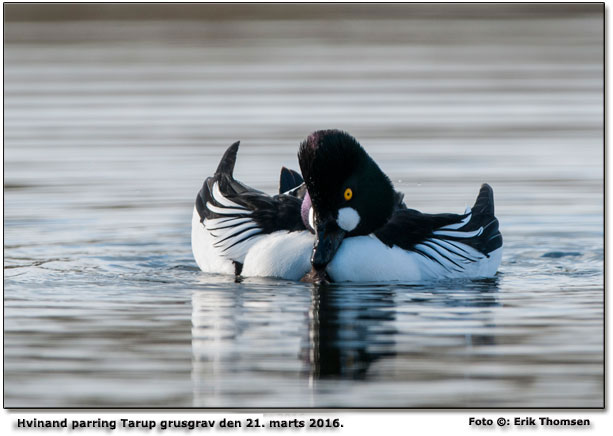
[3,9,603,407]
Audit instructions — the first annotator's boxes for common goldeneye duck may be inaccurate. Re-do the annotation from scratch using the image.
[191,130,503,283]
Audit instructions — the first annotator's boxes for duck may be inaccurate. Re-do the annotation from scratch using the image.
[191,130,503,283]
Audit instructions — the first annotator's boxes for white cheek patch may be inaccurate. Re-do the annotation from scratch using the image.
[337,207,361,232]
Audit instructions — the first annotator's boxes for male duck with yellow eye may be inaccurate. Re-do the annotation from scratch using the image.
[191,130,503,283]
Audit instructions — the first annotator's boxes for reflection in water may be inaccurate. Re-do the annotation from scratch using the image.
[190,279,314,407]
[190,278,504,406]
[303,284,397,380]
[190,286,230,403]
[303,280,500,381]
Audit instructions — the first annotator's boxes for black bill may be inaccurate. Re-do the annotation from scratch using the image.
[311,218,346,271]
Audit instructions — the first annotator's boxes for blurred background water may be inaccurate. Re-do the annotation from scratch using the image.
[3,4,603,407]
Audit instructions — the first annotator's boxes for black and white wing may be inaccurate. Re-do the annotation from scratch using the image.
[375,184,503,274]
[195,141,306,264]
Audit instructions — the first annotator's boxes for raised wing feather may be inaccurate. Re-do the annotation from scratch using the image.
[375,184,503,274]
[195,141,306,263]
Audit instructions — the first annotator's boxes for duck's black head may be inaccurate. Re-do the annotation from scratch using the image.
[298,130,396,271]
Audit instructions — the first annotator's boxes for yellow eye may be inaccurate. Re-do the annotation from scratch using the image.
[344,188,353,201]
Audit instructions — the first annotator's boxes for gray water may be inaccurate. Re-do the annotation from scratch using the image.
[3,8,603,407]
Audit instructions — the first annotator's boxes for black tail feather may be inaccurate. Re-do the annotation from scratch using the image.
[196,141,241,223]
[472,183,495,216]
[279,167,304,194]
[215,141,240,177]
[462,183,501,255]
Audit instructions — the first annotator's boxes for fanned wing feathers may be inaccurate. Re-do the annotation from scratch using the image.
[374,209,466,250]
[433,183,502,257]
[375,184,502,274]
[195,141,306,263]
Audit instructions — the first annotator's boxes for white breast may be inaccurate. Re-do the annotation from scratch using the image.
[326,236,423,282]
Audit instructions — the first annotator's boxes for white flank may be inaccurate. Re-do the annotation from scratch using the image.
[336,207,361,232]
[193,207,311,277]
[327,234,502,283]
[191,207,235,274]
[242,231,314,280]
